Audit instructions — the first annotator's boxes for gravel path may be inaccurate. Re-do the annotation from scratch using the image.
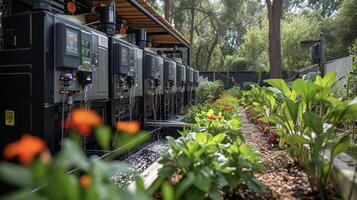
[225,109,315,200]
[111,140,169,187]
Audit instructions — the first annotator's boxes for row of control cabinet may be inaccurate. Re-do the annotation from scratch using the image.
[0,10,199,153]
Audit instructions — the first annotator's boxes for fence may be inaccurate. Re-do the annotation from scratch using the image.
[325,56,354,87]
[199,71,297,89]
[200,56,354,90]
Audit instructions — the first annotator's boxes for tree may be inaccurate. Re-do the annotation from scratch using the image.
[240,25,268,70]
[284,0,343,17]
[266,0,283,78]
[164,0,171,22]
[224,55,256,71]
[281,14,320,69]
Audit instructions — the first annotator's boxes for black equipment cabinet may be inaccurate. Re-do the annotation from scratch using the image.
[0,11,109,153]
[143,50,163,124]
[175,63,186,114]
[162,58,177,119]
[108,37,142,126]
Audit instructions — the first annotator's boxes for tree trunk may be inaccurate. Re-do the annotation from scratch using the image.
[189,3,195,66]
[266,0,283,78]
[195,45,202,69]
[164,0,171,22]
[206,32,219,71]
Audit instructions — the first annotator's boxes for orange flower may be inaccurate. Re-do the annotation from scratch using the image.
[4,134,46,165]
[79,175,92,189]
[65,109,102,136]
[116,121,140,135]
[224,106,233,112]
[208,114,218,120]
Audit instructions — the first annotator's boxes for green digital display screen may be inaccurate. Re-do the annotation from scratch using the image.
[66,29,79,55]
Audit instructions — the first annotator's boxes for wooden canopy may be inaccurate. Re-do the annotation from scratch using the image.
[93,0,189,47]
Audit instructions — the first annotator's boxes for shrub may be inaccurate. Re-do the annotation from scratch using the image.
[196,80,224,103]
[241,72,357,198]
[159,99,264,200]
[224,55,256,71]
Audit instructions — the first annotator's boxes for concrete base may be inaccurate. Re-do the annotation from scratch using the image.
[326,151,357,200]
[127,160,162,192]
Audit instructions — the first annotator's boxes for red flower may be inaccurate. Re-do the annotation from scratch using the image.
[116,121,140,135]
[224,106,233,112]
[4,134,47,165]
[79,175,92,189]
[65,109,102,136]
[208,114,218,120]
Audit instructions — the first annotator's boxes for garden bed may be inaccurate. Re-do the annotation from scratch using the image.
[227,109,340,200]
[151,109,336,200]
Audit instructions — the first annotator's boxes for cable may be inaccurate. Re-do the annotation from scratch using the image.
[61,88,66,150]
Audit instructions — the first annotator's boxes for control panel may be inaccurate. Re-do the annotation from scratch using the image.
[193,70,199,87]
[111,38,135,100]
[185,66,193,92]
[54,18,109,103]
[164,59,177,94]
[144,51,162,95]
[176,64,186,93]
[133,47,143,97]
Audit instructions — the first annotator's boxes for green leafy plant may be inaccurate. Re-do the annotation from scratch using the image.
[158,94,264,200]
[196,81,224,103]
[159,133,265,200]
[242,72,357,198]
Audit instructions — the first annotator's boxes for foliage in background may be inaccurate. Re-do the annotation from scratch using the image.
[196,80,224,103]
[150,0,356,72]
[223,55,257,71]
[239,12,320,71]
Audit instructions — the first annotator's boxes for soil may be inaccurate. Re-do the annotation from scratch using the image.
[224,109,339,200]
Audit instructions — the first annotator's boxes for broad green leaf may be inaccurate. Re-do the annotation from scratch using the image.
[0,162,32,187]
[82,184,99,200]
[247,177,266,193]
[158,166,175,178]
[284,98,299,124]
[239,144,260,162]
[212,133,225,144]
[303,111,323,135]
[161,182,174,200]
[0,190,45,200]
[45,168,80,200]
[208,184,221,200]
[56,139,89,170]
[94,126,111,150]
[187,189,206,200]
[292,79,319,103]
[285,135,311,145]
[264,79,291,97]
[175,172,195,200]
[195,132,208,144]
[240,173,266,193]
[193,171,211,192]
[331,136,350,160]
[135,176,146,192]
[206,109,214,117]
[315,72,336,88]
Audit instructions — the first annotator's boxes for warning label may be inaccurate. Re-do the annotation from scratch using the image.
[5,110,15,126]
